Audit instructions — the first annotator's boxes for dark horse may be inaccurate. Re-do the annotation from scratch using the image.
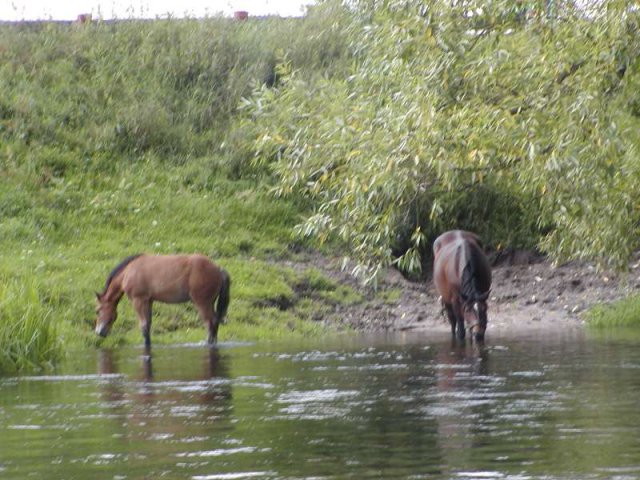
[95,254,230,346]
[433,230,491,341]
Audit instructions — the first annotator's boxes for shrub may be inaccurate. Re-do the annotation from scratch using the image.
[245,0,640,281]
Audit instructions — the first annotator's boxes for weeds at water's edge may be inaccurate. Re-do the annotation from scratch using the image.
[0,280,59,372]
[586,295,640,328]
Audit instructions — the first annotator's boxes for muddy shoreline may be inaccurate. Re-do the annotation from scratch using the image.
[285,251,640,335]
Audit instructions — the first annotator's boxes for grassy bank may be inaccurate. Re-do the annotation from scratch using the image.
[0,154,365,366]
[0,6,359,371]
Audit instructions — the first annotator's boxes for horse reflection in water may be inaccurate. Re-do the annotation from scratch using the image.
[432,340,490,469]
[96,347,233,438]
[433,230,492,342]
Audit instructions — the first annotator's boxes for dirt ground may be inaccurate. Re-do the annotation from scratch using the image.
[288,250,640,335]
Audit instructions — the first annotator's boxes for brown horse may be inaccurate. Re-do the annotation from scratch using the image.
[95,254,230,347]
[433,230,491,341]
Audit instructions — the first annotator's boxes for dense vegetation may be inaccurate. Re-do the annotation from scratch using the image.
[1,0,639,369]
[242,0,640,280]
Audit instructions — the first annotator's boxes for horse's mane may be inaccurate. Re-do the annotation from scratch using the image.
[102,254,142,293]
[460,243,482,303]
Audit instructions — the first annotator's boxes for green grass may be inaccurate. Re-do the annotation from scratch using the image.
[0,279,59,371]
[586,295,640,329]
[0,156,366,371]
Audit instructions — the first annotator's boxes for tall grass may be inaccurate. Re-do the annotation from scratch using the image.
[0,3,351,164]
[587,296,640,329]
[0,280,59,372]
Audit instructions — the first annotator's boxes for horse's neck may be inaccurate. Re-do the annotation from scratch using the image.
[104,278,124,304]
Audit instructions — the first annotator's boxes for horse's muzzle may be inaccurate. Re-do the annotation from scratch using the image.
[95,325,108,337]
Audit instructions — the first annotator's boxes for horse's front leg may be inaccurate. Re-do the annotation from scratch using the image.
[132,297,153,347]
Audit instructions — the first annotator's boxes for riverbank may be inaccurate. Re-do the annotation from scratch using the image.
[291,251,640,335]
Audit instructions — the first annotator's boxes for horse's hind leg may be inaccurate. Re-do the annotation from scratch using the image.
[443,303,457,338]
[449,301,465,340]
[456,315,466,340]
[132,297,153,347]
[195,301,219,345]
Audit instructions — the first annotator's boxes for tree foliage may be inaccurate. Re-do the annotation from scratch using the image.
[243,0,640,281]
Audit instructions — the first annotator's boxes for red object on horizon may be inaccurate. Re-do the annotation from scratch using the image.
[77,13,92,23]
[234,11,249,21]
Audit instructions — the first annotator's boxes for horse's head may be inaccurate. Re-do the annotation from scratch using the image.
[462,290,490,342]
[95,292,118,338]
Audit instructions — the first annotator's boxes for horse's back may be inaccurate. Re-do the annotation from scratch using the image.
[433,230,482,256]
[122,254,222,303]
[433,230,489,302]
[433,230,480,283]
[433,240,462,302]
[188,254,220,273]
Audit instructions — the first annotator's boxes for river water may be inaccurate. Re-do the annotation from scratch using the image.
[1,328,640,479]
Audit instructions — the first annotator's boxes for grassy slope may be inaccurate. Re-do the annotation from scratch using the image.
[0,12,359,370]
[1,154,364,360]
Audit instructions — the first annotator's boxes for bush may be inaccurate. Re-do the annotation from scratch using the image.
[244,0,640,281]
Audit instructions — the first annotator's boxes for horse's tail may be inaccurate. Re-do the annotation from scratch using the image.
[216,269,231,323]
[461,242,490,302]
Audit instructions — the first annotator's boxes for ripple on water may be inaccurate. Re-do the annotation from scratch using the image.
[262,349,408,365]
[133,379,231,393]
[175,446,268,458]
[76,453,131,466]
[336,363,408,371]
[192,472,276,480]
[454,473,537,480]
[274,388,361,420]
[277,389,359,404]
[455,472,506,478]
[7,424,43,430]
[10,374,126,382]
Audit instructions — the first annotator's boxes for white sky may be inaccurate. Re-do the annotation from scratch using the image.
[0,0,316,20]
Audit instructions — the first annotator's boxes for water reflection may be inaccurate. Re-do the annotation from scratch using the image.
[431,340,492,475]
[96,346,234,448]
[97,346,230,385]
[5,333,640,479]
